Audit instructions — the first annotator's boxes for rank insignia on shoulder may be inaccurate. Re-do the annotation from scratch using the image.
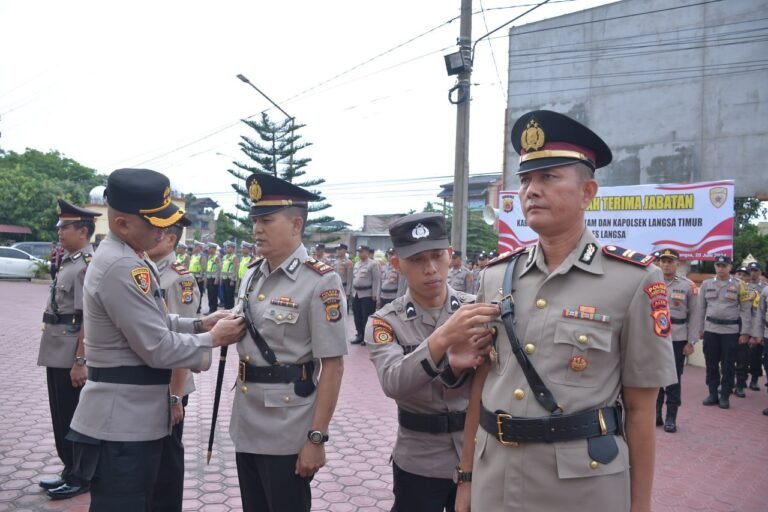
[485,247,527,267]
[304,257,333,275]
[372,318,394,344]
[131,267,151,294]
[248,256,264,269]
[602,245,654,267]
[171,262,190,275]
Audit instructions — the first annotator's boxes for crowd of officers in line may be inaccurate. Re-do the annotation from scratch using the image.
[32,109,768,512]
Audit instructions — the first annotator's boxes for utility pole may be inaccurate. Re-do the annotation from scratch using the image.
[450,0,472,253]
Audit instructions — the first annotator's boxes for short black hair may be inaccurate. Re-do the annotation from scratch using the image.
[166,225,184,249]
[72,220,95,239]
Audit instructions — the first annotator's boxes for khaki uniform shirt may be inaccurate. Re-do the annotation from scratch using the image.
[472,229,676,512]
[447,266,472,292]
[229,244,348,455]
[695,277,753,335]
[70,232,213,442]
[379,263,406,301]
[754,286,768,339]
[353,258,380,299]
[666,274,700,343]
[334,255,354,295]
[37,245,94,368]
[471,269,481,294]
[366,287,474,479]
[155,252,199,397]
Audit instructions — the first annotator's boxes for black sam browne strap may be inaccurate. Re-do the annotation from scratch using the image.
[501,254,562,414]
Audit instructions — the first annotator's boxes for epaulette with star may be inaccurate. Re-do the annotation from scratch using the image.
[602,245,654,267]
[247,256,264,269]
[171,262,190,275]
[304,257,333,275]
[484,247,527,268]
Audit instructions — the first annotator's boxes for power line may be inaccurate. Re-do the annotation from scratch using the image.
[479,0,507,100]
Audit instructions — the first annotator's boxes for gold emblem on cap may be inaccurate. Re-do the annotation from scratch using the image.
[163,186,170,201]
[249,180,263,202]
[521,119,545,151]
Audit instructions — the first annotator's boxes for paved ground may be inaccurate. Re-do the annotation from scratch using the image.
[1,279,767,511]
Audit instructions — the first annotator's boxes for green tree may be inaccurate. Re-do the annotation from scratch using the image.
[421,202,497,260]
[225,113,341,241]
[733,197,768,267]
[213,210,248,245]
[0,149,105,241]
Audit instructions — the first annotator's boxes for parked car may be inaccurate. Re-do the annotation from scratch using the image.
[0,247,45,280]
[12,241,54,260]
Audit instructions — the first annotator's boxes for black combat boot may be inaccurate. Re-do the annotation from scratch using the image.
[702,393,718,406]
[749,378,760,391]
[719,394,730,409]
[656,403,663,426]
[735,386,746,398]
[664,406,678,433]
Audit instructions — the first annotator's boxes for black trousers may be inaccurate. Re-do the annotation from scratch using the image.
[89,438,164,511]
[352,295,376,339]
[206,278,218,314]
[223,278,236,309]
[151,395,188,512]
[195,278,205,313]
[735,341,751,387]
[391,462,456,512]
[703,331,739,396]
[235,452,312,512]
[380,297,395,308]
[749,343,764,380]
[46,367,82,484]
[657,340,687,408]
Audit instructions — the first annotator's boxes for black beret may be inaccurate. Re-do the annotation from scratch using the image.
[246,173,319,217]
[56,199,101,227]
[388,213,449,259]
[511,110,612,175]
[105,168,189,228]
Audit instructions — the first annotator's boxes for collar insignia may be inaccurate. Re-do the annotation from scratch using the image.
[450,296,460,311]
[286,258,300,274]
[579,243,597,265]
[405,302,417,318]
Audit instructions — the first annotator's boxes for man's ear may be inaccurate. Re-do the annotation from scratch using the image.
[391,254,401,272]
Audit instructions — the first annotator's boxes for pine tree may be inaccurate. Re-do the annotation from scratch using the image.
[226,113,341,240]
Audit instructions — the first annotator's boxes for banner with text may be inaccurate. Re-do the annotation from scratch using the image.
[498,180,734,261]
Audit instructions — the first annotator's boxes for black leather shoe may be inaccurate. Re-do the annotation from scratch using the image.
[702,394,718,406]
[763,408,768,416]
[39,477,65,490]
[749,380,760,391]
[350,338,364,345]
[47,484,90,500]
[664,416,677,433]
[735,387,746,398]
[719,396,730,409]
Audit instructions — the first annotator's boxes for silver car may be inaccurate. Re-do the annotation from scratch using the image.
[0,246,44,280]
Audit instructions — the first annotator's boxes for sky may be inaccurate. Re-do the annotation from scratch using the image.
[0,0,616,229]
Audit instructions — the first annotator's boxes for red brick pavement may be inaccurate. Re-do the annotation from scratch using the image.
[1,280,767,511]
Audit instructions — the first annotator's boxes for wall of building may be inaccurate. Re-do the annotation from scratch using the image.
[504,0,767,198]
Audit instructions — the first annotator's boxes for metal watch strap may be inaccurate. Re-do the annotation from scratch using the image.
[501,255,561,414]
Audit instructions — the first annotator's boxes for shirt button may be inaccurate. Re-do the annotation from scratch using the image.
[514,388,525,400]
[590,460,599,470]
[283,396,291,403]
[524,343,535,354]
[257,294,266,301]
[536,298,547,309]
[276,314,284,321]
[243,355,251,363]
[239,385,248,394]
[578,335,589,345]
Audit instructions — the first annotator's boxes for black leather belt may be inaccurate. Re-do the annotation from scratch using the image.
[238,361,314,384]
[671,318,687,325]
[398,408,466,434]
[354,285,372,290]
[480,404,621,445]
[706,316,739,325]
[42,312,82,325]
[88,366,171,385]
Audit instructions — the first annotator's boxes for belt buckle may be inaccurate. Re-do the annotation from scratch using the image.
[598,409,608,436]
[238,361,246,383]
[496,413,518,447]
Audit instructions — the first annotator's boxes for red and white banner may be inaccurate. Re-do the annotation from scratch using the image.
[498,180,734,261]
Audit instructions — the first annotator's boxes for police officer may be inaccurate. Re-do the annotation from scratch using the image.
[746,262,766,390]
[238,241,255,286]
[379,247,406,308]
[188,240,206,313]
[221,240,239,310]
[145,220,199,512]
[366,213,497,512]
[37,199,100,500]
[230,173,347,512]
[314,242,330,264]
[655,248,699,433]
[447,251,473,293]
[751,281,768,414]
[351,245,380,344]
[334,243,354,298]
[451,110,677,512]
[732,265,754,396]
[67,168,245,510]
[696,255,754,408]
[175,242,190,268]
[470,257,482,294]
[205,242,221,313]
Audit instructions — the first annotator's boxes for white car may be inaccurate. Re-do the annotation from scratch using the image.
[0,246,44,280]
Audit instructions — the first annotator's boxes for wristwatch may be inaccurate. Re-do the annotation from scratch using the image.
[170,395,181,406]
[74,356,87,366]
[307,430,329,445]
[452,466,472,484]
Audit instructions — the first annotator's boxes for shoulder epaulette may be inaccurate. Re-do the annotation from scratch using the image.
[304,257,333,275]
[171,262,190,275]
[247,256,264,269]
[602,245,654,267]
[485,247,527,268]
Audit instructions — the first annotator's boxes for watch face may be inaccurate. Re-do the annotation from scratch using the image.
[309,431,323,444]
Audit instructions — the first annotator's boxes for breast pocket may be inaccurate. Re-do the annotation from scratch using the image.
[705,289,717,301]
[263,306,301,326]
[550,321,615,388]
